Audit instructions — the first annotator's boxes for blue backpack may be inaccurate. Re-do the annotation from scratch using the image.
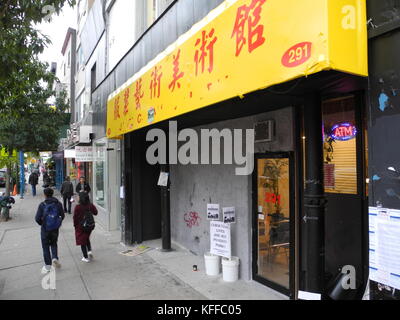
[43,202,62,232]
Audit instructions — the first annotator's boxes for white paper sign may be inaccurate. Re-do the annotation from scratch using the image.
[120,186,125,199]
[75,146,94,162]
[210,221,231,258]
[157,172,169,187]
[223,207,236,224]
[207,204,220,220]
[298,291,321,300]
[369,206,400,290]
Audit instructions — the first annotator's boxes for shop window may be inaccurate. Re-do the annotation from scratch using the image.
[94,140,107,209]
[322,96,357,195]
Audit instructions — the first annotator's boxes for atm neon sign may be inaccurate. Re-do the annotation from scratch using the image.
[330,123,357,141]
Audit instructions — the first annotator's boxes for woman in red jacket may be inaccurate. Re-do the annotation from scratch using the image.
[73,192,98,262]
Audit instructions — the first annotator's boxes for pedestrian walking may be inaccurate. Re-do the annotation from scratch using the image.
[28,171,39,196]
[60,176,74,214]
[73,192,97,263]
[76,176,91,194]
[43,171,51,188]
[35,188,65,274]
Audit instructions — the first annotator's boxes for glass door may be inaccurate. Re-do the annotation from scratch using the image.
[253,153,293,295]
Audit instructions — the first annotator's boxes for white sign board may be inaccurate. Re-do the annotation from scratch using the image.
[223,207,236,224]
[207,204,220,220]
[64,149,76,159]
[369,206,400,290]
[75,146,94,162]
[157,172,169,187]
[210,221,231,259]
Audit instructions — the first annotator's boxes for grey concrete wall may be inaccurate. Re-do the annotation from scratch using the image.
[170,107,294,281]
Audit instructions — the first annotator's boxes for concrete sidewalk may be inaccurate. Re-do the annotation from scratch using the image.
[0,186,286,300]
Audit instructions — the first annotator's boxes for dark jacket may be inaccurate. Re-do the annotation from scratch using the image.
[76,182,91,194]
[60,181,74,197]
[73,203,98,246]
[28,172,38,185]
[35,197,65,233]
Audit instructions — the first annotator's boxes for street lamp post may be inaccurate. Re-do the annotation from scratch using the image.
[19,151,25,199]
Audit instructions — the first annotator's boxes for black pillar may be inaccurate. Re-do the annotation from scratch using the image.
[303,93,326,294]
[160,163,171,251]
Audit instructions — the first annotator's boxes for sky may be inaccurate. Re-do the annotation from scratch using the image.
[37,3,77,68]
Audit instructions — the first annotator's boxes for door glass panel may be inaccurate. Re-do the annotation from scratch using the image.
[257,157,290,289]
[322,96,358,194]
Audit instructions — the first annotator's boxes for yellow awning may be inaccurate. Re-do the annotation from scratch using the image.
[107,0,367,138]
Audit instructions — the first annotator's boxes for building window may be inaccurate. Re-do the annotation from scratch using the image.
[94,139,107,209]
[147,0,174,27]
[76,45,84,72]
[91,63,96,94]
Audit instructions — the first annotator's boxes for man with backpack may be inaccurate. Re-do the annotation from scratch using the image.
[35,188,65,274]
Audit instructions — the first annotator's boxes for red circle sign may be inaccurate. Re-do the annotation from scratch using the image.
[282,42,312,68]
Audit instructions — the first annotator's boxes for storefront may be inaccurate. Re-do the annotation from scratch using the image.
[107,0,368,298]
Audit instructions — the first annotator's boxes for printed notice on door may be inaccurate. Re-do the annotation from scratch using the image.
[369,207,400,290]
[210,221,231,259]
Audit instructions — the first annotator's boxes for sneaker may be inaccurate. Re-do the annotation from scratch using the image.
[81,257,90,263]
[52,259,61,268]
[41,266,51,274]
[88,251,93,259]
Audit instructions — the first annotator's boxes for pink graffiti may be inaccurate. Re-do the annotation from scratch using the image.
[184,211,201,228]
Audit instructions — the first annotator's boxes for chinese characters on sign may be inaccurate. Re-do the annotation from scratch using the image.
[135,79,144,110]
[231,0,266,57]
[114,96,120,120]
[194,28,218,76]
[150,66,163,99]
[123,87,130,115]
[168,49,185,92]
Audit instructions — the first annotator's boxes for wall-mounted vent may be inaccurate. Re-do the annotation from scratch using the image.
[254,120,275,143]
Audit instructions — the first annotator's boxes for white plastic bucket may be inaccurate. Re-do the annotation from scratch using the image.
[204,252,220,276]
[222,256,240,282]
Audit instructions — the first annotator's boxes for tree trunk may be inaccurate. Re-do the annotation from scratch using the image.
[5,164,11,196]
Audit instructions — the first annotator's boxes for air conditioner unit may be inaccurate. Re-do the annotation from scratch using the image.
[254,120,275,143]
[79,126,93,143]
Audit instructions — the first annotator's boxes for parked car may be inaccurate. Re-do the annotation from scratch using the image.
[0,170,6,187]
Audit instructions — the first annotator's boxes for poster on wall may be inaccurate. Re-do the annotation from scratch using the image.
[223,207,236,224]
[369,206,400,290]
[210,221,231,259]
[207,204,220,220]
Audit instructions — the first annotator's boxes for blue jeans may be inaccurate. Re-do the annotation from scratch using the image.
[31,184,36,196]
[41,230,59,266]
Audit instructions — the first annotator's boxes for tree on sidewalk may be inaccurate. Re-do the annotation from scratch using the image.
[0,0,75,115]
[0,1,74,222]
